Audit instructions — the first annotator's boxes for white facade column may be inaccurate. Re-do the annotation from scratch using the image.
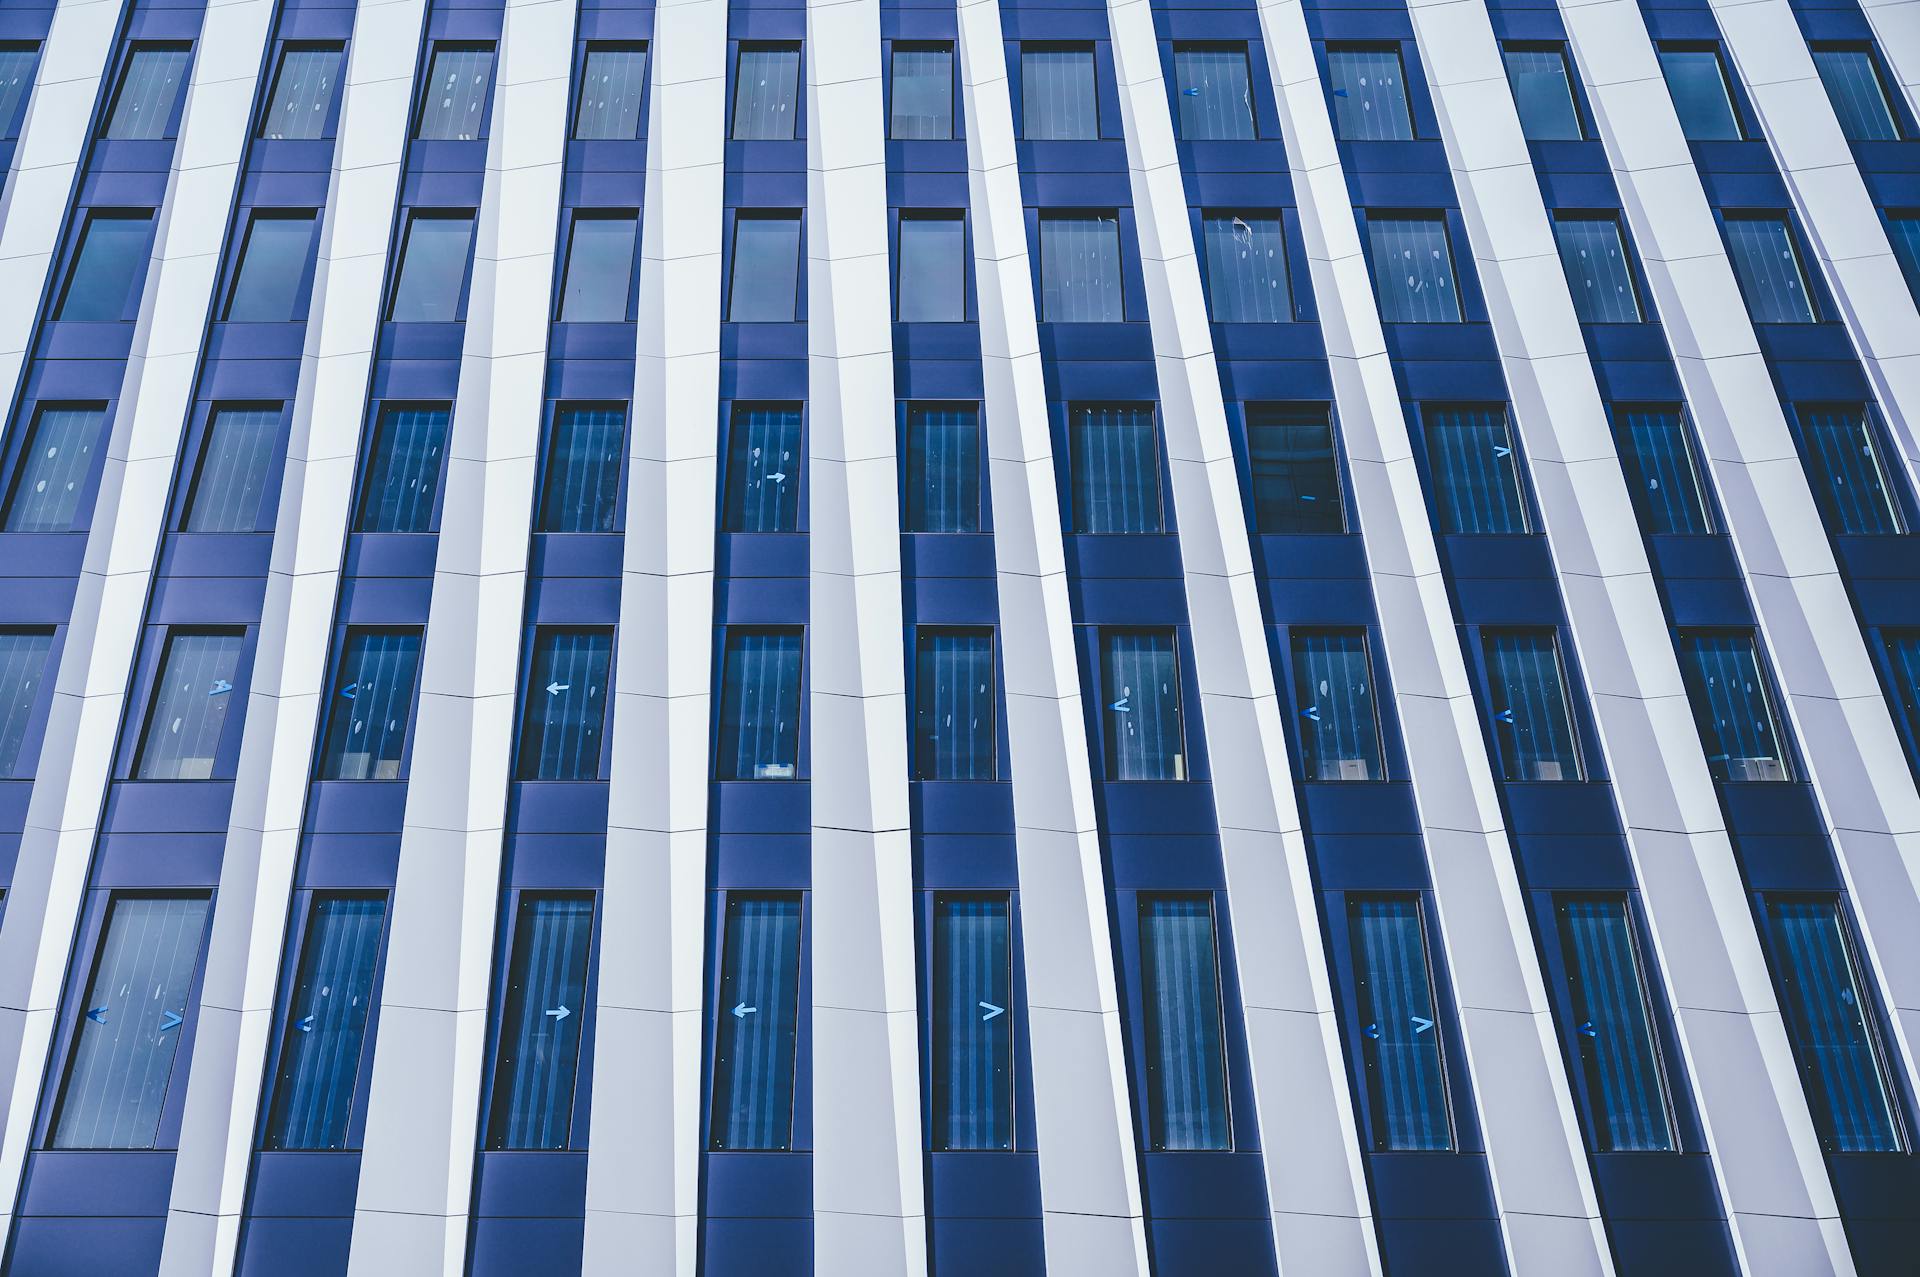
[1857,0,1920,122]
[345,0,576,1269]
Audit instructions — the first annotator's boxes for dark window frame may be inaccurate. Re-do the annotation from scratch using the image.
[352,400,455,534]
[175,399,291,534]
[257,40,348,141]
[411,41,498,142]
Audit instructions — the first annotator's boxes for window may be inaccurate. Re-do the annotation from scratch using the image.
[932,895,1012,1150]
[356,405,449,532]
[723,403,802,532]
[904,404,980,533]
[558,212,638,322]
[1763,897,1905,1152]
[416,45,494,140]
[1482,629,1584,782]
[733,44,799,140]
[1658,46,1742,141]
[716,629,802,780]
[1173,45,1255,141]
[1556,896,1676,1152]
[57,211,153,320]
[1675,631,1792,782]
[1886,211,1920,302]
[710,894,803,1149]
[0,630,51,777]
[1247,404,1344,533]
[4,404,109,531]
[317,630,422,780]
[103,44,190,140]
[1503,43,1581,141]
[1039,214,1123,322]
[1887,632,1920,765]
[260,44,343,140]
[1328,44,1413,141]
[728,213,801,321]
[1139,896,1230,1150]
[1723,215,1817,323]
[1348,896,1451,1149]
[487,895,594,1149]
[389,213,475,322]
[1554,215,1640,323]
[897,213,965,322]
[573,44,647,140]
[915,629,995,780]
[263,895,385,1150]
[1612,405,1714,536]
[1424,405,1529,534]
[1291,630,1383,781]
[517,628,613,781]
[134,631,243,780]
[0,43,41,139]
[225,212,318,322]
[185,406,280,532]
[890,43,953,140]
[1202,215,1290,322]
[1812,47,1900,142]
[1793,404,1907,536]
[1366,213,1459,323]
[1101,630,1185,780]
[51,895,210,1148]
[1070,405,1161,534]
[538,405,625,533]
[1021,45,1097,140]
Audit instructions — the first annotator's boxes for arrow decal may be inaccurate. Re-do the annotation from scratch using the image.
[978,1001,1005,1022]
[296,1015,316,1034]
[732,1002,757,1019]
[1493,445,1512,458]
[1301,705,1321,722]
[86,1006,108,1025]
[1578,1020,1597,1038]
[339,683,357,699]
[1494,709,1515,723]
[1411,1015,1434,1035]
[209,679,233,696]
[546,1005,572,1022]
[1363,1022,1381,1040]
[159,1010,184,1033]
[1110,697,1130,713]
[546,682,570,696]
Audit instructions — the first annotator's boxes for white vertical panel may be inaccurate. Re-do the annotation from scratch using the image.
[1857,0,1920,119]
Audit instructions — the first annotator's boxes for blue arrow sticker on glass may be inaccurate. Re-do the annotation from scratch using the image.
[86,1006,108,1025]
[1363,1023,1381,1040]
[296,1015,316,1033]
[1411,1015,1434,1034]
[159,1010,183,1033]
[732,1002,757,1019]
[1110,697,1130,713]
[339,683,358,699]
[1301,705,1321,722]
[979,1001,1005,1022]
[1578,1021,1597,1038]
[1495,709,1515,723]
[209,680,233,696]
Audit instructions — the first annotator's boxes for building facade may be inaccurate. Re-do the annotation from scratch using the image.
[0,0,1914,1271]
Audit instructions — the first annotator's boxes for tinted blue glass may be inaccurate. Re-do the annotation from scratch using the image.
[1482,630,1583,782]
[1558,897,1676,1152]
[1021,46,1097,140]
[1659,48,1741,140]
[1348,895,1452,1150]
[518,629,613,780]
[1040,215,1123,322]
[1291,630,1383,781]
[186,407,279,532]
[724,405,801,532]
[1140,896,1229,1150]
[710,895,802,1148]
[389,214,474,322]
[0,44,40,138]
[1367,215,1459,322]
[1102,630,1184,780]
[728,215,801,321]
[1503,46,1581,140]
[1676,632,1793,782]
[1425,405,1528,534]
[58,212,153,321]
[1813,49,1899,142]
[905,405,979,533]
[733,46,799,140]
[574,45,647,140]
[1248,404,1344,533]
[6,405,108,531]
[1613,406,1714,535]
[897,215,964,322]
[559,214,637,321]
[261,46,343,140]
[933,896,1012,1149]
[539,406,624,533]
[1724,216,1816,323]
[1071,405,1159,533]
[0,630,52,776]
[318,630,422,780]
[1554,217,1640,323]
[104,46,189,140]
[1173,46,1254,140]
[417,46,493,140]
[890,45,952,140]
[1887,213,1920,302]
[1203,215,1290,322]
[135,631,243,780]
[357,406,449,531]
[265,895,385,1150]
[488,895,594,1149]
[226,213,317,322]
[1796,405,1906,535]
[915,630,995,780]
[716,630,802,780]
[1329,45,1413,141]
[1886,632,1920,771]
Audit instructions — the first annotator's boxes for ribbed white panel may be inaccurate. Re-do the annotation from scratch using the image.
[1251,2,1613,1272]
[1405,2,1853,1271]
[579,0,724,1271]
[954,0,1152,1269]
[345,0,576,1269]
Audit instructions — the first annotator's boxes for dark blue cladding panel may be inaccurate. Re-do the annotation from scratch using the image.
[1147,1218,1281,1277]
[930,1217,1046,1277]
[7,1218,165,1276]
[467,1217,586,1277]
[702,1218,813,1277]
[237,1217,354,1277]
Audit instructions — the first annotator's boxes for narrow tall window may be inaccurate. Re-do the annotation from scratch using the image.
[573,44,647,140]
[716,629,802,780]
[416,45,494,140]
[1173,45,1255,140]
[264,895,386,1150]
[538,405,625,533]
[932,895,1013,1150]
[1348,895,1452,1150]
[517,628,613,781]
[5,405,109,531]
[1202,215,1290,322]
[1554,215,1640,323]
[558,213,637,322]
[57,211,153,320]
[1070,405,1160,534]
[185,406,279,533]
[389,213,475,322]
[1021,45,1098,140]
[1886,632,1920,770]
[1793,404,1907,536]
[1503,43,1581,140]
[1886,212,1920,301]
[897,213,965,322]
[0,630,51,777]
[1812,46,1900,142]
[0,44,40,139]
[710,895,803,1149]
[356,405,450,532]
[1291,630,1384,781]
[1425,405,1529,534]
[733,44,800,140]
[1139,896,1230,1150]
[225,212,318,322]
[915,629,995,781]
[1675,631,1793,782]
[52,895,210,1148]
[1658,46,1742,141]
[723,404,802,532]
[1328,44,1413,141]
[1039,214,1124,322]
[1482,629,1584,782]
[1612,405,1714,535]
[1557,896,1677,1152]
[134,631,243,780]
[1101,630,1185,781]
[1247,404,1344,533]
[1723,215,1817,323]
[104,44,190,140]
[317,629,422,780]
[890,44,953,140]
[1366,214,1459,323]
[261,44,344,140]
[728,213,801,321]
[487,895,594,1149]
[904,404,980,533]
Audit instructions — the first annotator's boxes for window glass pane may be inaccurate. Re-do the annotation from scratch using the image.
[0,630,51,776]
[1139,896,1230,1150]
[1557,897,1676,1152]
[1291,630,1383,780]
[417,46,493,140]
[1348,896,1452,1150]
[58,212,153,320]
[518,629,613,781]
[1173,46,1254,140]
[915,630,995,780]
[135,632,243,780]
[226,213,317,322]
[488,895,594,1149]
[1482,630,1583,782]
[261,46,343,140]
[5,405,108,531]
[710,895,802,1149]
[1039,214,1124,322]
[1366,215,1459,323]
[264,895,385,1150]
[1102,630,1185,780]
[1202,215,1290,322]
[1328,45,1413,141]
[897,215,965,322]
[1659,48,1741,140]
[1886,632,1920,771]
[0,44,41,137]
[357,406,449,532]
[318,630,422,780]
[1886,213,1920,302]
[728,214,801,321]
[724,404,801,532]
[890,45,952,140]
[1070,405,1160,533]
[1612,405,1714,536]
[1503,46,1581,140]
[574,45,647,140]
[186,407,279,533]
[1247,404,1344,533]
[905,405,980,533]
[389,214,474,322]
[733,45,799,140]
[539,405,624,533]
[1813,49,1899,142]
[716,630,802,780]
[1795,405,1906,536]
[559,214,637,322]
[52,896,210,1148]
[933,895,1012,1150]
[1554,217,1640,323]
[1022,46,1097,140]
[1724,216,1816,323]
[1425,405,1528,534]
[1676,632,1792,782]
[105,46,189,140]
[1765,898,1905,1152]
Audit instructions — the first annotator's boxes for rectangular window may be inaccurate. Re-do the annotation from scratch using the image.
[1328,44,1413,141]
[51,895,210,1148]
[1366,213,1460,323]
[185,406,279,533]
[261,44,343,140]
[487,895,595,1149]
[1021,45,1098,140]
[0,630,51,777]
[1247,404,1344,533]
[416,45,494,140]
[1482,629,1584,782]
[5,404,108,531]
[134,631,243,780]
[1101,630,1185,781]
[1554,215,1640,323]
[1794,404,1906,536]
[104,44,189,140]
[733,44,800,140]
[557,212,637,322]
[1039,213,1124,322]
[1348,895,1452,1150]
[1291,630,1383,781]
[263,895,386,1150]
[904,404,980,533]
[1886,632,1920,769]
[225,212,318,322]
[1612,405,1714,536]
[1202,214,1290,322]
[728,213,801,321]
[1813,47,1900,142]
[932,895,1013,1150]
[517,628,613,781]
[1658,46,1742,141]
[710,894,803,1149]
[897,213,965,322]
[356,405,450,532]
[716,629,802,780]
[1070,405,1161,534]
[1764,897,1905,1152]
[1424,405,1529,534]
[915,629,995,781]
[389,212,475,323]
[573,44,647,140]
[317,629,422,780]
[723,403,802,532]
[538,405,625,533]
[890,43,953,140]
[1886,211,1920,302]
[1503,43,1581,140]
[1173,44,1255,141]
[1724,215,1817,323]
[0,44,39,139]
[1675,631,1793,782]
[57,210,153,321]
[1556,896,1676,1152]
[1139,896,1230,1150]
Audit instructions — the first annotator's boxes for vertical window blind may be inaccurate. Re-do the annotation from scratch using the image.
[1795,404,1906,535]
[488,894,595,1149]
[1557,896,1676,1151]
[1247,404,1344,532]
[1481,629,1583,782]
[357,406,449,531]
[1291,630,1384,781]
[932,895,1013,1150]
[1885,213,1920,301]
[1202,215,1290,322]
[1675,632,1792,782]
[518,629,613,781]
[0,45,39,138]
[1172,46,1255,140]
[1424,405,1528,534]
[265,894,386,1150]
[724,404,802,532]
[135,631,243,780]
[417,46,494,140]
[538,405,625,533]
[733,46,800,140]
[1553,217,1640,323]
[318,629,422,780]
[573,45,647,140]
[1070,405,1161,533]
[890,45,953,140]
[1503,45,1581,140]
[105,45,189,140]
[1139,896,1230,1150]
[7,406,108,530]
[1367,215,1459,322]
[1812,48,1900,142]
[710,894,803,1149]
[1039,215,1124,322]
[1348,895,1452,1150]
[261,46,343,141]
[904,405,980,533]
[1723,216,1816,323]
[0,630,51,776]
[914,629,995,780]
[716,630,802,780]
[187,407,280,533]
[1101,630,1185,780]
[1884,632,1920,770]
[1328,45,1413,141]
[1612,405,1714,535]
[1021,46,1098,140]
